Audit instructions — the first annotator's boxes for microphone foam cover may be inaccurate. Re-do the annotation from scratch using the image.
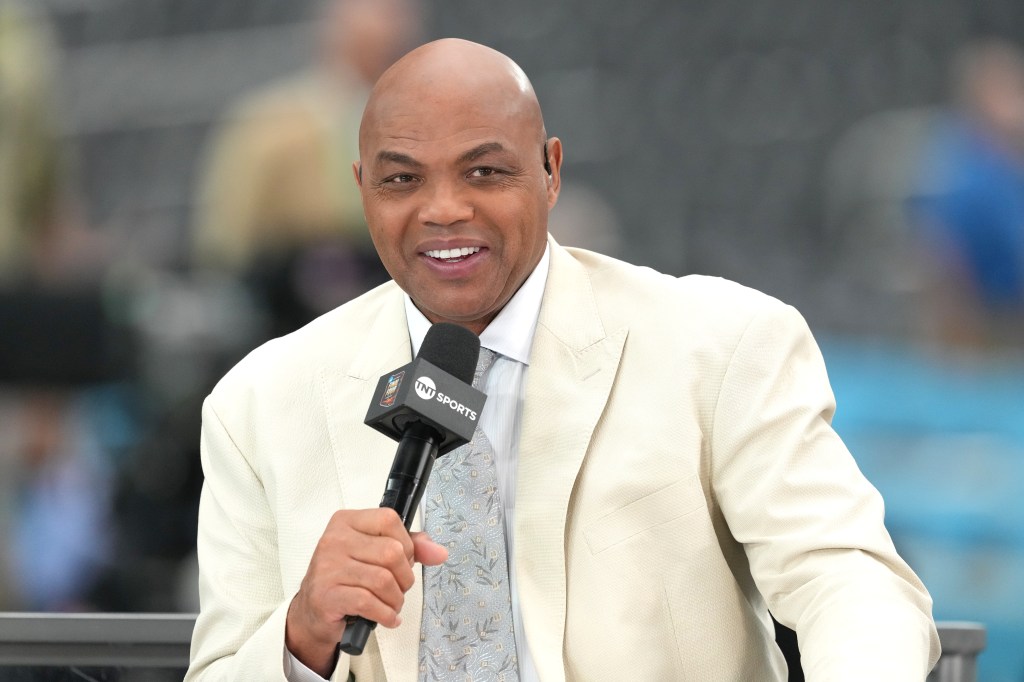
[417,323,480,385]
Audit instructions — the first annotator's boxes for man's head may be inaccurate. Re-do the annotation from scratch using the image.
[355,38,562,335]
[319,0,423,85]
[953,39,1024,149]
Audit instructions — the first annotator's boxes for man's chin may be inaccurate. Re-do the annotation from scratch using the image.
[413,299,499,333]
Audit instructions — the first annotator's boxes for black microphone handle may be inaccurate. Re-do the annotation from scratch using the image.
[338,421,442,656]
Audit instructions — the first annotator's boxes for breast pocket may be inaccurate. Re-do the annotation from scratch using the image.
[583,474,706,555]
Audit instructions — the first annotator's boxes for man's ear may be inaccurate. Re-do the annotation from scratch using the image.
[544,137,563,207]
[353,162,363,187]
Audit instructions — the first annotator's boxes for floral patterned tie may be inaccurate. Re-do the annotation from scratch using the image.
[419,348,519,681]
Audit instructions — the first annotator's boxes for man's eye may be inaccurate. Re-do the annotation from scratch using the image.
[386,174,416,184]
[469,167,499,178]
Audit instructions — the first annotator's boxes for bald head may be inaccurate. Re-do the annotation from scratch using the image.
[359,39,546,155]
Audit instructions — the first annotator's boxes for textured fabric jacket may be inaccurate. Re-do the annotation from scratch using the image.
[187,237,940,681]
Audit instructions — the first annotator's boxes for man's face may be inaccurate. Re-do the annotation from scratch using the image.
[356,90,561,335]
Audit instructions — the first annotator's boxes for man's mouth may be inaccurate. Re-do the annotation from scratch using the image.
[423,246,482,263]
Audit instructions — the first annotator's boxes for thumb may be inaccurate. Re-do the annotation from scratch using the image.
[410,531,449,566]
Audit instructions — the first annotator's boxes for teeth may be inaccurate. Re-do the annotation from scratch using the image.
[425,246,481,259]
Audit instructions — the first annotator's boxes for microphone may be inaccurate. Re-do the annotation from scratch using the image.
[338,322,487,656]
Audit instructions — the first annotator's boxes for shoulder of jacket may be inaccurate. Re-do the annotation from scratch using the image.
[562,246,787,328]
[210,280,401,399]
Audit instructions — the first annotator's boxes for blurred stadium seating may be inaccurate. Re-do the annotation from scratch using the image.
[824,338,1024,682]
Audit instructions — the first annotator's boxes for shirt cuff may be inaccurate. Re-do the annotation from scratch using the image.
[283,644,337,682]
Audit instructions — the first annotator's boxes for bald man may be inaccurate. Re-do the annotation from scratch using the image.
[186,39,940,681]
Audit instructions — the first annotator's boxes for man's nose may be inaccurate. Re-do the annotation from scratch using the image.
[417,180,474,226]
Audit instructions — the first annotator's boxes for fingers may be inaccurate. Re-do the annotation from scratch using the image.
[287,505,455,666]
[322,509,416,601]
[344,508,415,561]
[330,530,417,594]
[291,509,419,629]
[287,508,445,672]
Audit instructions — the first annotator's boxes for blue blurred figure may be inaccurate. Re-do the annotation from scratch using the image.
[913,39,1024,348]
[8,392,112,611]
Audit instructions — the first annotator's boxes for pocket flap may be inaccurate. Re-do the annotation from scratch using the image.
[584,475,705,554]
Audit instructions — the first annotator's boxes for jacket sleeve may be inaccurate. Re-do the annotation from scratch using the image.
[185,395,350,682]
[709,301,941,680]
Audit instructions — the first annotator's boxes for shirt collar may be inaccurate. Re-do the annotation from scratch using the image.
[405,244,549,366]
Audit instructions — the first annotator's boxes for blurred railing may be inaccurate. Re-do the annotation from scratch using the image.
[0,612,192,668]
[928,622,988,682]
[0,613,985,680]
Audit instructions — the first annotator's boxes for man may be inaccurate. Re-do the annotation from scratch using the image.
[912,39,1024,348]
[0,0,63,282]
[187,39,940,680]
[192,0,422,335]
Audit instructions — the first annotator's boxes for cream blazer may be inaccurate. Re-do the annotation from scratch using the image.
[187,238,940,681]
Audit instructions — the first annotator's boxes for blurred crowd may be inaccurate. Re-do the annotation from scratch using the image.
[1,0,1023,678]
[1,0,113,613]
[0,0,425,613]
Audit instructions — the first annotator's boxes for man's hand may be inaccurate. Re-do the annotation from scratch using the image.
[285,508,448,676]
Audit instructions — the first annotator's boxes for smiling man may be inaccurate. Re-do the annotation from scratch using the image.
[186,39,940,681]
[356,43,558,335]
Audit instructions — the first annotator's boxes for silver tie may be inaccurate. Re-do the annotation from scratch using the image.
[419,348,519,681]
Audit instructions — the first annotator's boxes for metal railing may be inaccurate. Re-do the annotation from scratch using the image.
[0,612,192,667]
[928,622,987,682]
[0,613,985,680]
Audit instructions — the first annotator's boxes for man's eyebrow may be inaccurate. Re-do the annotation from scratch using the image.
[458,142,507,164]
[374,143,508,169]
[375,150,425,168]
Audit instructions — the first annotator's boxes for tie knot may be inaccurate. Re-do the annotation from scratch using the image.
[473,347,497,388]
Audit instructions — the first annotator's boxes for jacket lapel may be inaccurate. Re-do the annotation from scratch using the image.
[515,241,627,681]
[318,287,425,682]
[320,242,628,681]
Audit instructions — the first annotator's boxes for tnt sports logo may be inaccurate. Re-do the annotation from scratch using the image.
[414,376,437,400]
[412,375,479,421]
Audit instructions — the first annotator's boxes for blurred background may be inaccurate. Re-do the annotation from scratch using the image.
[1,0,1023,679]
